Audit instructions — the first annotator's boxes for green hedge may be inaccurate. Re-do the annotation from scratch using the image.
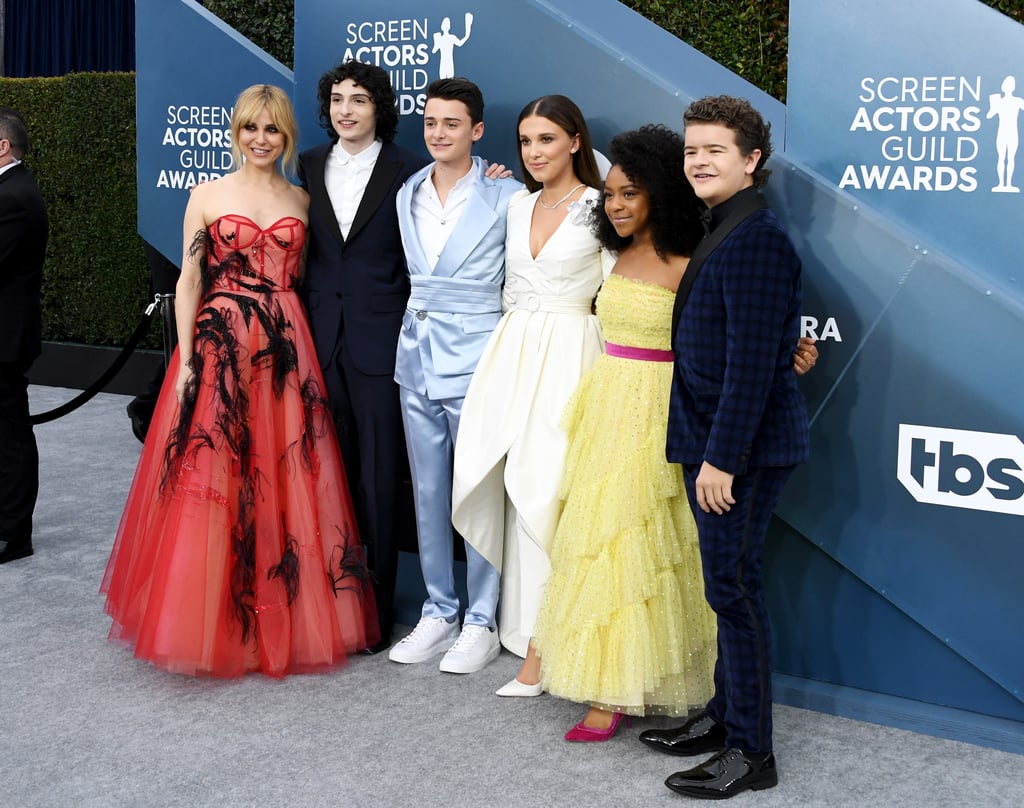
[988,0,1024,23]
[1,72,154,348]
[203,0,295,68]
[623,0,790,99]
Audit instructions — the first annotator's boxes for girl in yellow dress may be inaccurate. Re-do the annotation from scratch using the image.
[532,125,715,738]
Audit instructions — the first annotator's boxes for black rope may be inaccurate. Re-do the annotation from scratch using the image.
[30,295,167,425]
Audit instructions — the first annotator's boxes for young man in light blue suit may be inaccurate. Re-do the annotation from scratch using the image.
[388,78,522,673]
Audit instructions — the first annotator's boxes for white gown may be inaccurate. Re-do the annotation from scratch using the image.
[451,187,613,656]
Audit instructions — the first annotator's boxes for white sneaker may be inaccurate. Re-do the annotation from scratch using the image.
[388,617,459,664]
[439,624,500,674]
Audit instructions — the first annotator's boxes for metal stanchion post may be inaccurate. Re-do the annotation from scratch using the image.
[156,293,177,365]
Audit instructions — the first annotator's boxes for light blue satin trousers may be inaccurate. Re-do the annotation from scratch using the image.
[399,384,499,628]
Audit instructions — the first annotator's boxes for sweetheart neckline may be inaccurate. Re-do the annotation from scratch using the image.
[210,214,306,232]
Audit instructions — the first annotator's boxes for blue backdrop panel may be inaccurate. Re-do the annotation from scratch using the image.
[767,521,1024,722]
[787,0,1024,290]
[776,0,1024,735]
[773,165,1024,720]
[135,0,292,265]
[293,0,783,167]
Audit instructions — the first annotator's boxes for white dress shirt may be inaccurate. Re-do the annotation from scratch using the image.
[325,139,382,240]
[410,164,476,271]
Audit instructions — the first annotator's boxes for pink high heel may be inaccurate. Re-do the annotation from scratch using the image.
[564,711,632,742]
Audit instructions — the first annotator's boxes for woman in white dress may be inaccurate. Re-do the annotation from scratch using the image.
[451,95,611,694]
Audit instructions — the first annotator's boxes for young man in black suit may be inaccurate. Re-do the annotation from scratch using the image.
[298,61,427,651]
[0,107,49,564]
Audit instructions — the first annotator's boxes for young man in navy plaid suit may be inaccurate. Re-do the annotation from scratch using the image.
[640,96,810,800]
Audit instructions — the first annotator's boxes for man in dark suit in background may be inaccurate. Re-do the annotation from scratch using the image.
[640,96,809,799]
[0,107,49,564]
[299,61,427,651]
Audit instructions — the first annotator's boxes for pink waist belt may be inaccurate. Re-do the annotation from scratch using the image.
[604,341,674,362]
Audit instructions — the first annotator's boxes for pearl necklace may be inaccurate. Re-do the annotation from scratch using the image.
[538,183,585,210]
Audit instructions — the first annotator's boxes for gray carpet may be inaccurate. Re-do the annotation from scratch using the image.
[2,386,1022,808]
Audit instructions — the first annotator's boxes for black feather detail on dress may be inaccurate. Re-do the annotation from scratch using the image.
[268,535,300,605]
[328,523,372,596]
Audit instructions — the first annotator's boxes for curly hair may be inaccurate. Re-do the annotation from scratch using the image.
[516,95,602,193]
[683,95,772,188]
[592,124,703,258]
[316,60,398,143]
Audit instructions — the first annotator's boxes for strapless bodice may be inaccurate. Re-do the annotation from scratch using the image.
[596,273,675,351]
[205,214,306,292]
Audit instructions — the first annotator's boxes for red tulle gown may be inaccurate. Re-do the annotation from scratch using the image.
[102,214,378,677]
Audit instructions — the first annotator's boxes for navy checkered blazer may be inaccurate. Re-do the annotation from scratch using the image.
[667,205,809,475]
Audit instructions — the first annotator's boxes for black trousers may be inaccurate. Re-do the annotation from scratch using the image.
[323,332,415,640]
[0,360,38,549]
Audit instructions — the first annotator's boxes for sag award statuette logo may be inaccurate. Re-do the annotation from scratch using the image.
[433,13,472,79]
[342,12,475,115]
[838,72,1024,194]
[988,76,1024,193]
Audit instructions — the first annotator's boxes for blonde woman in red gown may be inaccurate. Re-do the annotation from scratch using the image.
[102,85,378,677]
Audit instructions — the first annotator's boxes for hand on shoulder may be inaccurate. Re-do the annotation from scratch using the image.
[482,160,514,181]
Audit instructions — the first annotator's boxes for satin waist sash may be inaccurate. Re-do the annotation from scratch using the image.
[604,341,674,362]
[505,294,593,315]
[407,276,502,314]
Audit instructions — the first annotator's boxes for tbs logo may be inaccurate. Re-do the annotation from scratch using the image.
[897,425,1024,516]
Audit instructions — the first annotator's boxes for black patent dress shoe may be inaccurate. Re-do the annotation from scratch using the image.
[639,712,728,756]
[665,748,777,799]
[0,540,34,564]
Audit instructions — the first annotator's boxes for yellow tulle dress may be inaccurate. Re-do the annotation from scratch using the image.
[533,273,716,716]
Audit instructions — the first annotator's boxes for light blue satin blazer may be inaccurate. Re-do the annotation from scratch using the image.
[395,157,523,400]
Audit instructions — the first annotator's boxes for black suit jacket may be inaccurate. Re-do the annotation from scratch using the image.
[298,141,427,376]
[0,163,49,365]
